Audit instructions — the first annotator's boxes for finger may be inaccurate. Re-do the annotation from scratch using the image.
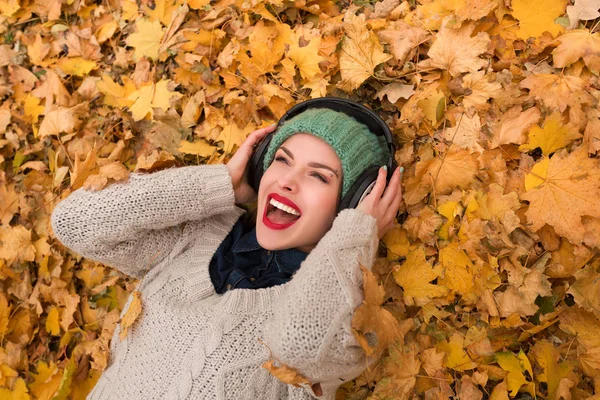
[380,167,401,207]
[368,166,388,201]
[248,124,276,145]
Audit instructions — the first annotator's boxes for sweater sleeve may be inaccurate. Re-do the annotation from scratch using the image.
[50,164,237,279]
[262,208,378,399]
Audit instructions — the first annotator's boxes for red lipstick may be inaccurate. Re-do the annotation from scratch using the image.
[262,193,302,230]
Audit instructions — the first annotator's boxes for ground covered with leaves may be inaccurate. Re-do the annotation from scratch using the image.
[0,0,599,398]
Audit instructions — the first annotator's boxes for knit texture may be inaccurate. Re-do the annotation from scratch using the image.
[263,109,389,198]
[50,164,379,400]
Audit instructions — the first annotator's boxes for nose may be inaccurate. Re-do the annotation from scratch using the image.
[277,169,299,192]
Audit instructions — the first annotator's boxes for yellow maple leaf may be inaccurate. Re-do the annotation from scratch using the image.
[512,0,567,39]
[23,94,45,123]
[436,332,478,371]
[519,112,581,156]
[438,241,475,298]
[45,306,60,336]
[523,147,600,244]
[178,139,217,158]
[120,290,142,340]
[418,22,490,77]
[126,18,165,61]
[382,226,411,258]
[529,340,578,399]
[339,13,391,91]
[417,89,445,126]
[55,57,97,76]
[0,377,30,400]
[216,123,255,154]
[127,79,182,121]
[0,0,20,17]
[393,246,448,306]
[495,350,534,396]
[288,34,324,81]
[96,74,136,108]
[437,200,462,240]
[351,265,398,357]
[30,361,62,400]
[27,34,51,67]
[553,29,600,73]
[0,292,11,337]
[143,0,179,26]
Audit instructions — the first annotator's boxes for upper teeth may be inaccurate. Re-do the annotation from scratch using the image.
[270,198,300,216]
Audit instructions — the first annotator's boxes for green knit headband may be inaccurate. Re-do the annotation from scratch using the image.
[263,108,389,198]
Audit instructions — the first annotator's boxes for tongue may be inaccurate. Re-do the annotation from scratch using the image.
[267,208,300,225]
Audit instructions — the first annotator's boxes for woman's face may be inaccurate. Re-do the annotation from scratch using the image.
[256,133,343,253]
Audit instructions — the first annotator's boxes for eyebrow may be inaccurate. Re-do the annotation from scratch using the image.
[278,146,339,179]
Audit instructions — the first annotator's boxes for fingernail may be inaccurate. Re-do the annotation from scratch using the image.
[400,167,404,174]
[382,165,387,171]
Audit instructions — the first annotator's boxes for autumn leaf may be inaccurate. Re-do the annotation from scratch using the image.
[119,290,142,341]
[126,18,165,61]
[352,265,399,357]
[418,22,490,77]
[178,140,217,158]
[370,343,421,399]
[519,73,590,113]
[127,79,183,121]
[511,0,567,39]
[567,0,600,28]
[558,307,600,383]
[288,34,324,81]
[83,162,129,191]
[38,105,84,138]
[530,340,578,400]
[519,112,581,156]
[262,358,310,388]
[339,13,391,91]
[393,246,448,306]
[436,332,478,371]
[522,147,600,244]
[552,29,600,73]
[567,265,600,318]
[55,57,97,77]
[491,106,541,149]
[0,226,36,265]
[495,350,534,396]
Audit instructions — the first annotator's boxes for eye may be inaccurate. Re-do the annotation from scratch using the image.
[275,156,289,165]
[310,172,328,184]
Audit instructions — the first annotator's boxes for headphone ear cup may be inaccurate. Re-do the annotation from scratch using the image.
[247,132,274,194]
[337,165,382,212]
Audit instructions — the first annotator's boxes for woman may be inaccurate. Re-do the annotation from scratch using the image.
[51,105,403,399]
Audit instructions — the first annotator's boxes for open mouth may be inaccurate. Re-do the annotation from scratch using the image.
[263,195,301,229]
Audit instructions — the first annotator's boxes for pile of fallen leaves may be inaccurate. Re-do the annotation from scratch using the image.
[0,0,599,398]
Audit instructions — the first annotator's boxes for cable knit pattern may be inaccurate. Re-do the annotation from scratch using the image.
[50,164,378,400]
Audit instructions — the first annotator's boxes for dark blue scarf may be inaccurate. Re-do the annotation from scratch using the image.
[209,215,308,293]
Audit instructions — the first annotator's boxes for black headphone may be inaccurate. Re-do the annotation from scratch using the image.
[248,97,397,213]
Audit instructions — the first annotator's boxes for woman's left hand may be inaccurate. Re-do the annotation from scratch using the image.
[356,166,404,240]
[226,124,277,204]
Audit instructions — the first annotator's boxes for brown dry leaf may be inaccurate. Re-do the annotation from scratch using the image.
[377,20,429,64]
[339,13,391,91]
[490,106,541,149]
[553,29,600,73]
[461,71,503,111]
[583,216,600,249]
[351,265,399,357]
[376,83,415,104]
[567,0,600,28]
[436,332,478,371]
[0,226,36,265]
[83,162,129,191]
[126,18,165,61]
[568,265,600,318]
[403,205,444,245]
[441,113,483,153]
[519,73,590,113]
[38,105,84,138]
[522,147,600,244]
[370,343,421,399]
[558,307,600,383]
[119,290,142,341]
[262,358,310,387]
[404,149,479,206]
[418,22,490,77]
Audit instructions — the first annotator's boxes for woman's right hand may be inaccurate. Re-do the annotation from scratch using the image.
[226,124,277,204]
[356,166,403,240]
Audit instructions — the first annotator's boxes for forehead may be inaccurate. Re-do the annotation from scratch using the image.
[278,133,342,167]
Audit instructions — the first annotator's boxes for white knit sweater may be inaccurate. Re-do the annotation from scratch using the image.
[50,164,378,400]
